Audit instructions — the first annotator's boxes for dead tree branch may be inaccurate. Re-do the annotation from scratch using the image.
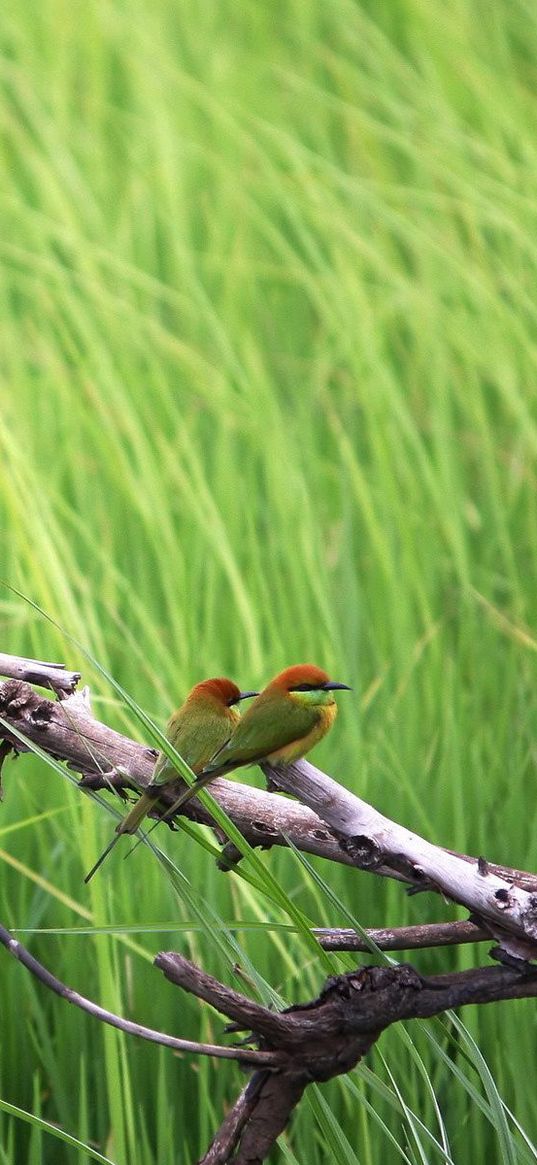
[0,678,362,870]
[263,760,537,961]
[314,919,488,951]
[0,677,535,892]
[1,675,537,962]
[2,656,537,1162]
[0,652,80,696]
[155,950,537,1163]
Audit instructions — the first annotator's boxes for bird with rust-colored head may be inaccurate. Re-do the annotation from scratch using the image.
[84,677,258,882]
[165,664,351,811]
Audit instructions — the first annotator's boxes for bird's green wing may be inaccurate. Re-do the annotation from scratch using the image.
[151,706,233,785]
[205,696,317,773]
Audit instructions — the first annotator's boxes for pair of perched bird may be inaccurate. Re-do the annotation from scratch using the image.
[85,663,351,882]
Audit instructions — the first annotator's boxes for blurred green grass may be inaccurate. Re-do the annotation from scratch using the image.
[1,0,537,1160]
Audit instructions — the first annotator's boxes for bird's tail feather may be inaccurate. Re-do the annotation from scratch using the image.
[84,790,163,882]
[84,833,122,883]
[123,772,221,861]
[116,790,161,836]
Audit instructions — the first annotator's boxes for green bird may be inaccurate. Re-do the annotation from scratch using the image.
[157,663,351,813]
[84,677,257,882]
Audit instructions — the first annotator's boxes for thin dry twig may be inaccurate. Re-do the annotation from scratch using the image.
[0,922,279,1067]
[314,919,488,952]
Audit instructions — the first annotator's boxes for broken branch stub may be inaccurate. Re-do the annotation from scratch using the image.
[0,652,81,697]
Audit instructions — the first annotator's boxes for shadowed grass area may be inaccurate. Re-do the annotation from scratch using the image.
[1,0,537,1160]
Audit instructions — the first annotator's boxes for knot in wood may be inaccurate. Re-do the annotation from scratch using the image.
[251,820,279,837]
[0,680,34,716]
[322,965,423,1002]
[30,701,54,726]
[0,680,53,726]
[339,834,384,869]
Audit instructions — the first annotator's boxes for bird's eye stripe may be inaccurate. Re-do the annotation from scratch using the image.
[289,683,316,692]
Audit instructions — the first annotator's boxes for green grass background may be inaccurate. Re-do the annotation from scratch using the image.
[1,0,537,1160]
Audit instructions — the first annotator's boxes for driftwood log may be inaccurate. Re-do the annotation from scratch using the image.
[1,652,537,1162]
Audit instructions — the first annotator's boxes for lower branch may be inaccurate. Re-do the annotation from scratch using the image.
[1,905,537,1165]
[200,1075,271,1165]
[222,1071,308,1165]
[157,950,537,1163]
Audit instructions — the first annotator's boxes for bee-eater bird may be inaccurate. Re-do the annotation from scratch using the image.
[162,663,351,813]
[84,678,258,882]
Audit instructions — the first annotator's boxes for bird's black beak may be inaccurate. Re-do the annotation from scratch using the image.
[229,689,259,705]
[322,681,352,691]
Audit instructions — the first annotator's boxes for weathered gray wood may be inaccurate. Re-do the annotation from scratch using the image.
[265,759,537,958]
[0,652,80,695]
[1,677,537,959]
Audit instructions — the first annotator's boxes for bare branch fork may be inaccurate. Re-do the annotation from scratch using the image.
[1,917,536,1164]
[154,951,537,1164]
[2,651,537,1162]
